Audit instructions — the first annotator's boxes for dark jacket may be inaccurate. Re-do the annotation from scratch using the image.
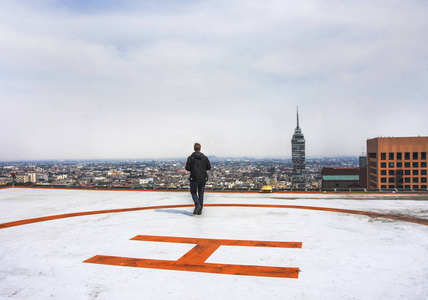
[185,152,211,182]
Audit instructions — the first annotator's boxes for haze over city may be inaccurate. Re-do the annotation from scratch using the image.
[1,0,427,161]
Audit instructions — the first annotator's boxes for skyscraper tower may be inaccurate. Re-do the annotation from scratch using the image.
[291,107,306,189]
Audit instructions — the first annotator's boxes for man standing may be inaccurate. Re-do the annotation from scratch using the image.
[185,143,211,215]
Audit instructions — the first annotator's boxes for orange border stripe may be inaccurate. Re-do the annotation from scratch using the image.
[1,203,427,229]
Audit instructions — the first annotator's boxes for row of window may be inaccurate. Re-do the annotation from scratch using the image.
[380,162,427,168]
[381,152,427,160]
[381,185,427,189]
[381,169,427,176]
[381,177,427,183]
[322,175,360,180]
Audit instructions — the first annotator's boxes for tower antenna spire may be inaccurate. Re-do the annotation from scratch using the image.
[296,106,300,129]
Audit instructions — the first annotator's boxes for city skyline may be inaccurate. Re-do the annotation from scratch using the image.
[1,155,361,190]
[1,1,427,161]
[0,154,362,164]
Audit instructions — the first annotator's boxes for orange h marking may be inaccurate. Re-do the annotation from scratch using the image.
[84,235,302,278]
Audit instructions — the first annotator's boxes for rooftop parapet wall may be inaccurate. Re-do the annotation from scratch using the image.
[367,136,428,152]
[1,184,427,194]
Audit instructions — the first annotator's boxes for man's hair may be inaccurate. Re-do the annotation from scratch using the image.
[194,143,201,151]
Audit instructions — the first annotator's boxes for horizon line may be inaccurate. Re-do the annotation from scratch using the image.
[0,155,364,163]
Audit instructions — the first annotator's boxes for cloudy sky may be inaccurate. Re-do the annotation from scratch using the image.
[1,0,427,161]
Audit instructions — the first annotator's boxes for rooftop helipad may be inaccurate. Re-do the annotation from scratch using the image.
[1,188,427,299]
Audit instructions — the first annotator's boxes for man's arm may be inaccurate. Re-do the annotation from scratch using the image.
[205,157,211,170]
[185,156,192,171]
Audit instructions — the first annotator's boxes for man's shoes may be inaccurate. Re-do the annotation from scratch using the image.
[193,205,202,215]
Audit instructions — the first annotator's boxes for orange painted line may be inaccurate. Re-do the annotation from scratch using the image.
[0,204,191,229]
[1,204,427,229]
[130,235,302,266]
[206,204,428,226]
[0,186,14,190]
[131,235,303,248]
[84,235,302,278]
[10,186,191,193]
[84,255,300,278]
[176,242,221,264]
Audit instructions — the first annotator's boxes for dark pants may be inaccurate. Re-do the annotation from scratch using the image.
[190,181,206,208]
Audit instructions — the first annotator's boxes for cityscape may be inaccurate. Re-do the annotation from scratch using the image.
[0,156,359,191]
[0,110,366,191]
[1,110,427,192]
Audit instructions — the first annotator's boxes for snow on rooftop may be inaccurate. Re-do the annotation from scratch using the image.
[1,188,428,300]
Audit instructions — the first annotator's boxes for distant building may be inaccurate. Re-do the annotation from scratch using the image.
[28,173,37,183]
[359,156,367,168]
[0,177,13,185]
[37,174,49,182]
[15,175,30,183]
[291,107,306,189]
[367,136,428,189]
[322,167,367,189]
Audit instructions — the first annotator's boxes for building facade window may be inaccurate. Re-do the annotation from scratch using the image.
[421,162,427,168]
[381,170,387,175]
[422,170,427,176]
[413,152,419,160]
[381,162,386,168]
[389,170,395,175]
[381,153,386,160]
[405,152,410,160]
[405,162,411,168]
[413,177,419,183]
[381,177,387,183]
[422,152,427,160]
[413,170,419,175]
[389,162,394,168]
[369,153,377,159]
[413,162,419,168]
[397,152,402,160]
[405,177,411,183]
[405,170,411,175]
[322,175,360,180]
[397,162,402,168]
[389,177,395,183]
[389,153,394,160]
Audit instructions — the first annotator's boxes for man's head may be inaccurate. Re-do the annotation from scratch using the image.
[194,143,201,152]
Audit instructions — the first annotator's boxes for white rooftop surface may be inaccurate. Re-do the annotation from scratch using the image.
[1,188,428,300]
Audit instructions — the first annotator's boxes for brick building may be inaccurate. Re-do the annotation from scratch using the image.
[367,137,428,189]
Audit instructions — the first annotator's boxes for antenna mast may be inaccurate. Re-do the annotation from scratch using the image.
[296,107,300,129]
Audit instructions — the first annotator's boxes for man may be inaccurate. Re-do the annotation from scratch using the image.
[185,143,211,215]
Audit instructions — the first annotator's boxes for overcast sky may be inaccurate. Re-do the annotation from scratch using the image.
[1,0,427,161]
